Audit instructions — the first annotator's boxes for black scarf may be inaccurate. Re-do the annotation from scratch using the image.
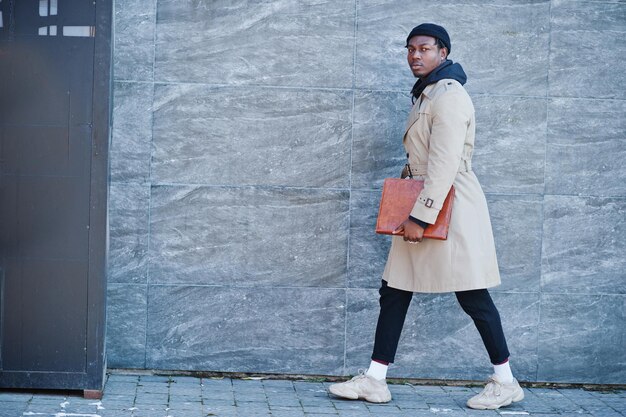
[411,59,467,104]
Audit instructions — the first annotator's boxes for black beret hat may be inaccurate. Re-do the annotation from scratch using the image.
[406,23,451,53]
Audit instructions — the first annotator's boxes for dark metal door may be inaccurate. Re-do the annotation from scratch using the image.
[0,0,111,394]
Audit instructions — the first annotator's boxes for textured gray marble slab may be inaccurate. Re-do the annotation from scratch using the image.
[154,0,354,87]
[541,195,626,294]
[356,0,550,95]
[487,194,543,293]
[537,293,625,384]
[545,98,626,197]
[348,190,391,289]
[114,0,156,81]
[149,185,349,287]
[345,289,540,381]
[351,90,409,190]
[473,96,547,194]
[152,84,352,187]
[108,183,150,284]
[110,82,153,184]
[549,0,625,99]
[145,285,345,374]
[107,283,148,368]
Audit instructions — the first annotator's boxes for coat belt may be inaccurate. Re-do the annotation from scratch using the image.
[409,159,472,176]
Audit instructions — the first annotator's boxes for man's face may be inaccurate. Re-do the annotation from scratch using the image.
[406,35,447,78]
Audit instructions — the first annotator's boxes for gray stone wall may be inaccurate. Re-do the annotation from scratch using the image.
[107,0,625,384]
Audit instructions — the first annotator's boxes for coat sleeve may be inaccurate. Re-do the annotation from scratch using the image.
[410,87,471,224]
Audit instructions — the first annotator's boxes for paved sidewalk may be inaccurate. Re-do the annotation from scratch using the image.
[0,374,624,417]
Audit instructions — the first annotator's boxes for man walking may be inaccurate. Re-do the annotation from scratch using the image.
[328,23,524,410]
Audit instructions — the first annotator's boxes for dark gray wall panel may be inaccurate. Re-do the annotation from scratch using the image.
[545,98,626,196]
[473,96,547,194]
[549,0,625,99]
[106,284,148,369]
[541,196,626,294]
[110,82,153,183]
[348,190,390,289]
[537,294,625,384]
[113,0,156,82]
[108,183,150,284]
[152,85,352,188]
[149,186,349,287]
[488,194,543,293]
[351,91,409,190]
[154,0,354,87]
[146,285,346,374]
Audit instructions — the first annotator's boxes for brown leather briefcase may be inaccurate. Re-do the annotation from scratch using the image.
[375,178,455,240]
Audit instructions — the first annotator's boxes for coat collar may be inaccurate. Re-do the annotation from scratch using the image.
[403,83,437,137]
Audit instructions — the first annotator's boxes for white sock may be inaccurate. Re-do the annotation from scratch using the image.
[493,359,514,383]
[366,360,388,381]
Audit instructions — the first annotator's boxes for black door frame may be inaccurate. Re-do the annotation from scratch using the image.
[0,0,112,396]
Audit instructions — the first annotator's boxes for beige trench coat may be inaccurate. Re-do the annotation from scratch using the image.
[382,79,501,293]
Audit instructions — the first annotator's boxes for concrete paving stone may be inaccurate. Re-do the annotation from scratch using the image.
[138,375,171,382]
[136,384,170,394]
[203,399,235,407]
[169,395,202,403]
[203,395,235,405]
[412,385,447,393]
[301,405,339,414]
[166,406,204,415]
[165,412,203,417]
[392,399,430,409]
[131,403,168,412]
[102,392,136,404]
[463,408,499,416]
[0,404,27,416]
[98,411,134,417]
[387,384,415,394]
[203,404,238,414]
[105,385,138,395]
[234,395,268,404]
[588,411,624,417]
[108,375,140,383]
[61,404,104,414]
[330,400,369,411]
[167,399,203,407]
[28,395,68,404]
[270,405,304,411]
[24,404,63,413]
[169,376,201,385]
[169,385,202,393]
[0,392,33,402]
[202,378,233,387]
[269,411,306,417]
[301,397,336,407]
[263,380,295,387]
[99,402,136,411]
[304,414,339,417]
[337,411,372,417]
[235,401,271,410]
[133,395,169,405]
[268,400,301,408]
[365,404,403,414]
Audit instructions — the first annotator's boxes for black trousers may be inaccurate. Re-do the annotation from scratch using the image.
[372,280,510,365]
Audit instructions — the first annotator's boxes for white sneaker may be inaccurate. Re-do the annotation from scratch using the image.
[328,371,392,403]
[467,374,524,410]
